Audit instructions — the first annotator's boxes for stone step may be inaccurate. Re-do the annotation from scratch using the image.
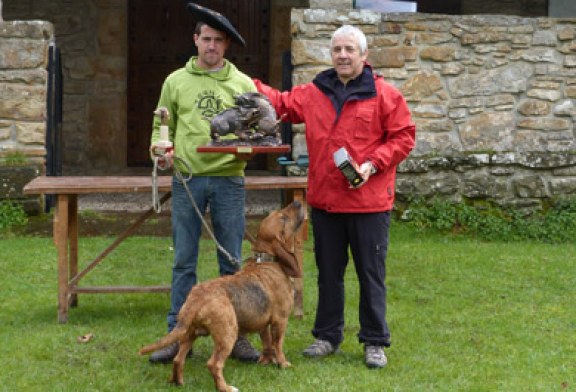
[78,188,283,216]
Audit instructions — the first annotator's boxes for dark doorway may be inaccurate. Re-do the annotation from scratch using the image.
[417,0,461,14]
[127,0,271,168]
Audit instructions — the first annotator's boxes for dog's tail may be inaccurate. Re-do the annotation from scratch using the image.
[138,298,204,356]
[138,325,187,355]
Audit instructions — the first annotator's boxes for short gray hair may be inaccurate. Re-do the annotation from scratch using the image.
[331,25,368,54]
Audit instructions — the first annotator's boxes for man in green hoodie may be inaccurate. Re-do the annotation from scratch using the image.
[148,3,259,364]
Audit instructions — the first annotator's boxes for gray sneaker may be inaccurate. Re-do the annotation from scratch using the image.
[302,339,338,357]
[364,345,387,368]
[148,342,192,364]
[230,336,260,362]
[149,342,179,364]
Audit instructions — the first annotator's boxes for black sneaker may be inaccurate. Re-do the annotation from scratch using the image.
[148,342,192,364]
[230,336,260,362]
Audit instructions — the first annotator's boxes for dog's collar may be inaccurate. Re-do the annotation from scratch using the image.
[254,252,277,263]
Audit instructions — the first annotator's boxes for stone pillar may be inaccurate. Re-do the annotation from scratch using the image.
[0,20,53,213]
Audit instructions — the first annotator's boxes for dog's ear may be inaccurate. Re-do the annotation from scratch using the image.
[272,239,302,278]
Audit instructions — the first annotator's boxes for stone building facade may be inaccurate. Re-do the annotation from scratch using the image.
[289,4,576,211]
[1,0,576,213]
[0,20,50,164]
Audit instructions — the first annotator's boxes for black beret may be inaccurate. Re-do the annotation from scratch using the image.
[186,2,246,47]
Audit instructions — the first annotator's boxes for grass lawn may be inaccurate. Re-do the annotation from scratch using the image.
[1,222,574,391]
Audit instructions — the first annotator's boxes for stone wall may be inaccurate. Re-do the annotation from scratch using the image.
[0,20,53,211]
[3,0,129,175]
[290,7,576,211]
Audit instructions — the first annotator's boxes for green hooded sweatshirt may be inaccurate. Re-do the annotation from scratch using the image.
[151,56,256,176]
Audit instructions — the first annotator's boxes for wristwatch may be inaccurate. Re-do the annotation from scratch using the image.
[368,161,377,175]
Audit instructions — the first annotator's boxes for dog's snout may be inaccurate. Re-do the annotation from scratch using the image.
[288,201,305,230]
[290,201,304,218]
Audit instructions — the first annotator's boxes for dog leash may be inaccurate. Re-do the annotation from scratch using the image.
[151,155,175,213]
[152,152,241,268]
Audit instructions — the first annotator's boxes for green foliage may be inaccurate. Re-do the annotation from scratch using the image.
[0,199,28,233]
[403,197,576,243]
[1,151,28,166]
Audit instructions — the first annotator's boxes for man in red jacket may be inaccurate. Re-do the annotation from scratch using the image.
[254,24,415,368]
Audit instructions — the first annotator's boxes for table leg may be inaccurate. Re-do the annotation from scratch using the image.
[286,189,306,319]
[68,195,79,307]
[54,195,70,323]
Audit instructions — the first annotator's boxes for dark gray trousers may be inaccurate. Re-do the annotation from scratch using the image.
[310,207,391,348]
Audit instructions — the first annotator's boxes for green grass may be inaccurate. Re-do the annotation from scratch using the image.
[1,224,575,391]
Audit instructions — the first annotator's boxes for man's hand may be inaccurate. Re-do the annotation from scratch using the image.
[345,160,375,189]
[150,145,174,169]
[358,161,376,182]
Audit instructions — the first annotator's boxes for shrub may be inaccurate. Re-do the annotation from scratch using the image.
[401,197,576,243]
[1,152,28,167]
[0,200,28,233]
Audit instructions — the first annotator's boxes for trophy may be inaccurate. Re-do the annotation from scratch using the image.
[198,92,290,154]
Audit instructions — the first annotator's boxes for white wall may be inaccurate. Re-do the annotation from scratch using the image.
[549,0,576,17]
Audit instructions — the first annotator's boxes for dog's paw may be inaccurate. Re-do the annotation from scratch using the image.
[257,358,272,365]
[169,376,184,386]
[278,361,292,369]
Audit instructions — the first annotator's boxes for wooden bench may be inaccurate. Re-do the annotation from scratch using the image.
[23,175,308,323]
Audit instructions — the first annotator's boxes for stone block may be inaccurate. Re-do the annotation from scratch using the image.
[0,21,53,39]
[459,112,515,151]
[0,38,49,69]
[518,99,551,116]
[462,172,493,198]
[291,39,331,66]
[513,175,548,198]
[549,178,576,195]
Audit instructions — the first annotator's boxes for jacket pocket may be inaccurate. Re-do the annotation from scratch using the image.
[353,103,376,140]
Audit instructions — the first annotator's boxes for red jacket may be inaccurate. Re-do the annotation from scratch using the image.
[255,65,415,213]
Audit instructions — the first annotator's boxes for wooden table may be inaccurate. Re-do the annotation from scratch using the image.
[23,175,308,323]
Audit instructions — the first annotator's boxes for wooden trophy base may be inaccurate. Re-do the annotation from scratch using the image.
[197,144,291,154]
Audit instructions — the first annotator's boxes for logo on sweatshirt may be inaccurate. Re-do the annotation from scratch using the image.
[196,90,225,119]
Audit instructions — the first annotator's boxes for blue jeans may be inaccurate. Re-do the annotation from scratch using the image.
[167,175,245,331]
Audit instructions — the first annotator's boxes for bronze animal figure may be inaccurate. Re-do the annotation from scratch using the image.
[209,92,282,144]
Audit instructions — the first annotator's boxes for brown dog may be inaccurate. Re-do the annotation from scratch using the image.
[139,201,305,392]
